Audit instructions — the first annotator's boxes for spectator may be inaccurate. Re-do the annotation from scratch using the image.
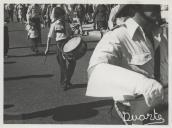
[27,4,44,45]
[25,20,40,54]
[93,4,109,37]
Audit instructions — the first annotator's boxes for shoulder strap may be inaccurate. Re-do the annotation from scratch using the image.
[154,45,160,81]
[145,31,160,81]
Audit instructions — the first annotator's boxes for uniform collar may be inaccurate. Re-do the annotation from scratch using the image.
[125,18,141,39]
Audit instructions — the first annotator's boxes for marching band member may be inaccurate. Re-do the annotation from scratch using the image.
[93,4,109,37]
[6,4,14,22]
[86,5,168,124]
[26,4,44,45]
[45,7,76,91]
[25,19,40,54]
[17,4,24,23]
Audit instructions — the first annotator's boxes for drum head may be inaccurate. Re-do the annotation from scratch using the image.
[63,37,81,53]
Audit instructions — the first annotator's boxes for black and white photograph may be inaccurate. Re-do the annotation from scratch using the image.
[2,0,170,126]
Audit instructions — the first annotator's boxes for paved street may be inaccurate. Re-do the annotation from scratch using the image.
[4,22,124,124]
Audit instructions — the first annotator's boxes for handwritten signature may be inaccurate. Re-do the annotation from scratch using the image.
[122,109,165,124]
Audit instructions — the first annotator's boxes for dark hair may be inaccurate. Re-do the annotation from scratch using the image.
[116,5,136,18]
[134,5,160,13]
[135,5,162,25]
[54,7,65,19]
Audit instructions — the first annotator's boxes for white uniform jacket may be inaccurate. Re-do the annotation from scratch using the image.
[86,18,168,101]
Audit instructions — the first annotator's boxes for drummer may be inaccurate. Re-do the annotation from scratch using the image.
[45,6,76,91]
[86,5,168,124]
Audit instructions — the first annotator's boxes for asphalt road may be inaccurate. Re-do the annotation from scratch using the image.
[4,21,124,124]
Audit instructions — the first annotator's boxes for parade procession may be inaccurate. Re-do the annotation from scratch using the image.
[4,3,169,125]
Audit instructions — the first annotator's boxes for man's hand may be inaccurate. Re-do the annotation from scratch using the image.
[143,79,164,107]
[44,47,49,55]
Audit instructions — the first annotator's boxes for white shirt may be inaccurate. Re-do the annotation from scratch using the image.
[48,19,67,41]
[88,18,155,78]
[86,18,168,100]
[26,25,39,38]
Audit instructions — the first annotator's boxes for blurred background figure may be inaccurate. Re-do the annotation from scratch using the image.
[16,4,25,23]
[5,4,14,22]
[4,25,9,58]
[71,9,81,35]
[41,4,50,27]
[93,4,109,37]
[85,4,94,23]
[161,5,168,23]
[27,4,44,45]
[25,19,40,54]
[23,4,29,23]
[4,5,10,58]
[43,4,54,28]
[14,4,19,22]
[50,4,58,22]
[160,5,168,40]
[72,4,86,35]
[4,4,10,23]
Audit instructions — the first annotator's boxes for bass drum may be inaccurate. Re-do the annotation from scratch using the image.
[63,36,87,60]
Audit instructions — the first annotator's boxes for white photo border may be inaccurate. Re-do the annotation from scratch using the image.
[0,0,171,128]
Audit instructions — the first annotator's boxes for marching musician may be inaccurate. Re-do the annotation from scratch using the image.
[93,4,109,37]
[86,4,168,124]
[45,7,76,91]
[25,18,40,54]
[26,4,44,45]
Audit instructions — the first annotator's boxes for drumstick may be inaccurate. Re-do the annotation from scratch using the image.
[43,53,48,64]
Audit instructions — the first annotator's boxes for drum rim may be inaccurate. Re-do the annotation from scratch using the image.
[63,37,85,53]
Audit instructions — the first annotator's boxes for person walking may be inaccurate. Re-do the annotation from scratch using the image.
[45,7,76,91]
[16,4,24,23]
[85,4,94,23]
[26,19,40,54]
[6,4,14,22]
[27,4,44,45]
[93,4,109,37]
[73,4,86,35]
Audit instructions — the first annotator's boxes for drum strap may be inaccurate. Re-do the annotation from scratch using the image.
[146,32,160,82]
[154,46,160,82]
